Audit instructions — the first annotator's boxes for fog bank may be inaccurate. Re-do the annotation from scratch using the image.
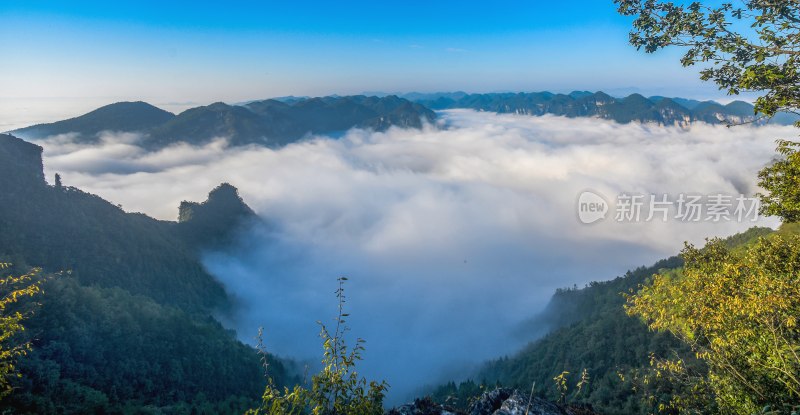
[36,110,790,402]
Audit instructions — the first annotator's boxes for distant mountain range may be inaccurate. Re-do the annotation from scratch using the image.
[10,95,436,149]
[8,92,798,151]
[404,91,800,127]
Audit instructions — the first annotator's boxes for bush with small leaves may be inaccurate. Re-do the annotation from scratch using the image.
[0,264,46,398]
[248,277,388,415]
[626,236,800,414]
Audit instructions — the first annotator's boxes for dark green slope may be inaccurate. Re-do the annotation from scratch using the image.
[241,99,305,143]
[0,133,291,413]
[475,258,687,415]
[346,95,436,129]
[0,133,226,311]
[146,102,276,148]
[9,279,289,414]
[649,96,705,110]
[288,96,379,131]
[691,101,734,124]
[599,93,656,124]
[245,95,436,138]
[10,102,175,142]
[431,227,775,415]
[177,182,258,251]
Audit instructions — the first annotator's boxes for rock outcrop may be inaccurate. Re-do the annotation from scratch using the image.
[387,397,459,415]
[387,388,601,415]
[0,133,45,193]
[176,182,258,251]
[0,134,229,311]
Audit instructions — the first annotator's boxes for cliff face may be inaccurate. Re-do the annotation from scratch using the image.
[0,135,291,412]
[177,183,258,251]
[0,133,45,192]
[0,133,228,311]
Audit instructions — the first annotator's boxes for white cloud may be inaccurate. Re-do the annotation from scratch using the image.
[36,110,792,402]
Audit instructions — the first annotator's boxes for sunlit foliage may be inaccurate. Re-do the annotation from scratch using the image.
[759,140,800,222]
[248,277,388,415]
[626,236,800,414]
[0,264,44,398]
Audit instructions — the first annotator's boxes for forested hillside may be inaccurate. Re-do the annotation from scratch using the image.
[0,133,292,413]
[431,227,776,414]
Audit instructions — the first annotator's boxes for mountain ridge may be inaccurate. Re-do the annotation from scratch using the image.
[407,91,800,126]
[11,101,176,141]
[9,95,437,149]
[11,91,795,152]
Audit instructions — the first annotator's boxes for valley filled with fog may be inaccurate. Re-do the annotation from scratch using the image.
[32,109,787,401]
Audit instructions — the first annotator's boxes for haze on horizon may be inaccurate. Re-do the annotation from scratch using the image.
[0,0,752,131]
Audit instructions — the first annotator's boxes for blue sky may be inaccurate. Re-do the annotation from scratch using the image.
[0,0,728,118]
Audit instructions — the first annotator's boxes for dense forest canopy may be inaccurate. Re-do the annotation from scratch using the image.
[0,133,295,413]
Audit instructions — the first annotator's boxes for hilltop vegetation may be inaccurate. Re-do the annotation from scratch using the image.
[10,95,436,149]
[0,133,227,311]
[430,227,776,415]
[0,133,293,413]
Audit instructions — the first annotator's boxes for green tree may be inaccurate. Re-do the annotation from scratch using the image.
[615,5,800,413]
[615,0,800,221]
[553,371,570,405]
[615,0,800,119]
[758,139,800,222]
[248,277,388,415]
[0,264,45,398]
[626,236,800,414]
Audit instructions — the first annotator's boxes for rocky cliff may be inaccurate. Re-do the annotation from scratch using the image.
[387,389,601,415]
[0,133,45,193]
[177,182,258,250]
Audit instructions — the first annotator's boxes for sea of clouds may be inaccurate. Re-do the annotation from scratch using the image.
[33,110,793,402]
